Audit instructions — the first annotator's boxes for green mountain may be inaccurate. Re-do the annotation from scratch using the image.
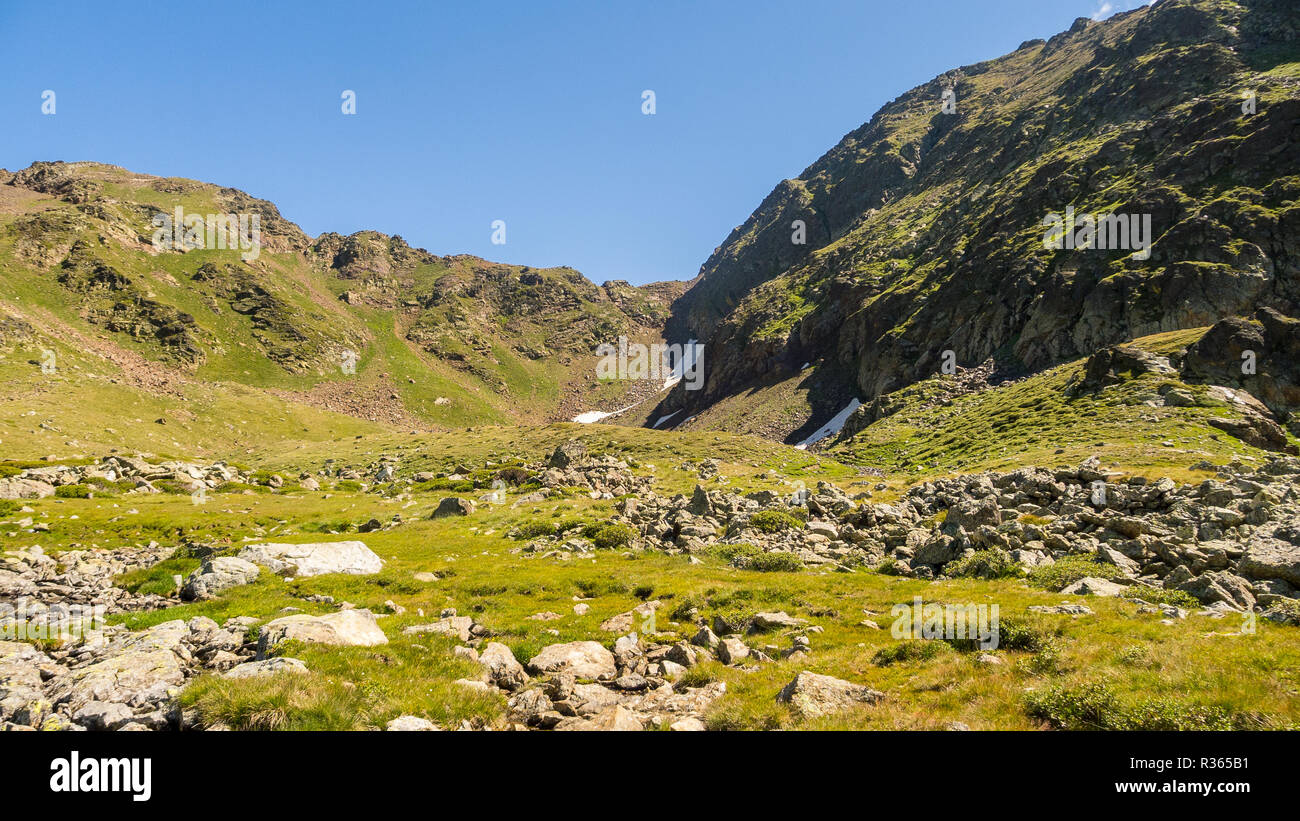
[656,0,1300,457]
[0,160,678,458]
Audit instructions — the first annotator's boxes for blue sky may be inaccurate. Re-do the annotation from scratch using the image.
[0,0,1150,285]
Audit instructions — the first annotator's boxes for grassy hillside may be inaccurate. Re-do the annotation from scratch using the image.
[0,161,675,437]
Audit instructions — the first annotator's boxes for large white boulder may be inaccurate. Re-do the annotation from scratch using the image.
[527,641,616,679]
[257,609,388,656]
[238,540,383,578]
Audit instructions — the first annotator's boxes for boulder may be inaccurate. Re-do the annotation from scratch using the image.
[600,601,659,633]
[431,497,475,518]
[548,441,587,469]
[690,625,720,650]
[669,717,706,731]
[717,637,749,664]
[943,496,1001,534]
[479,642,529,691]
[775,671,884,719]
[257,609,387,656]
[913,533,960,566]
[1173,571,1256,609]
[237,540,383,578]
[1237,529,1300,587]
[0,478,55,500]
[71,701,135,731]
[1061,577,1126,597]
[387,715,438,731]
[588,704,644,731]
[47,648,184,714]
[402,616,475,642]
[751,611,807,631]
[223,657,309,679]
[181,556,260,600]
[527,641,617,679]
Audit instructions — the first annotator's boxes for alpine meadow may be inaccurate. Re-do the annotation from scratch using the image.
[2,0,1299,763]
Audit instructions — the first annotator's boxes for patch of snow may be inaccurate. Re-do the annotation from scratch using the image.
[662,339,702,391]
[652,410,681,429]
[572,402,638,424]
[795,398,861,448]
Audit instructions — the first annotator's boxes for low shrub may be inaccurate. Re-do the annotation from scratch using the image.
[1025,682,1236,730]
[1120,586,1200,609]
[707,542,760,564]
[513,520,556,540]
[593,523,635,550]
[745,552,804,572]
[946,548,1019,579]
[1027,555,1121,592]
[747,510,803,534]
[873,640,952,666]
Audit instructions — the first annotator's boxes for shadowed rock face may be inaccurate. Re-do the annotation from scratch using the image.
[1180,308,1300,431]
[659,0,1300,428]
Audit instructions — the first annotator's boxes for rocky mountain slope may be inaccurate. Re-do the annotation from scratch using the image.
[656,0,1300,451]
[0,161,677,445]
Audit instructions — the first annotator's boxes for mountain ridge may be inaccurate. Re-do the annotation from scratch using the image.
[654,0,1300,449]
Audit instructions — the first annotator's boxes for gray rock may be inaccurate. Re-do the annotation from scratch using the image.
[527,641,617,679]
[690,625,719,650]
[751,611,807,631]
[776,671,884,718]
[71,701,135,731]
[223,657,309,679]
[1061,576,1126,597]
[431,497,475,518]
[257,610,387,656]
[0,478,56,500]
[1238,530,1300,587]
[479,642,529,691]
[237,540,383,578]
[1027,603,1093,615]
[386,715,438,731]
[402,616,475,642]
[717,637,749,664]
[181,556,260,600]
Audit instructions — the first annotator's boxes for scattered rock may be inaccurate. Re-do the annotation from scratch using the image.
[775,671,884,719]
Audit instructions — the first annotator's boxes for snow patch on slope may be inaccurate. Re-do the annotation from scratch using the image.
[794,399,861,449]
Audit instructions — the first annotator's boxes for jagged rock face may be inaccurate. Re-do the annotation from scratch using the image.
[311,230,674,363]
[664,0,1300,423]
[1180,308,1300,430]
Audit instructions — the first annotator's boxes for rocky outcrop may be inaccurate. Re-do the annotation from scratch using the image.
[656,0,1300,439]
[2,615,261,731]
[0,478,55,500]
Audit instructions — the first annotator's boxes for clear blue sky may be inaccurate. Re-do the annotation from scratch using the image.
[0,0,1149,285]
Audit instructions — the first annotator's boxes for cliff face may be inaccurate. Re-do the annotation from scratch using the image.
[662,0,1300,431]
